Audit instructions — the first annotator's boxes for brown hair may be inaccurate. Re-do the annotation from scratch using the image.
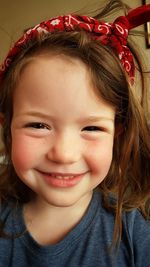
[0,0,150,247]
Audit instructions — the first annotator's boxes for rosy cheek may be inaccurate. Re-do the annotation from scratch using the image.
[86,140,113,174]
[11,135,37,171]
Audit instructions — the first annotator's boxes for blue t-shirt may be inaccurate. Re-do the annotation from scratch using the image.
[0,191,150,267]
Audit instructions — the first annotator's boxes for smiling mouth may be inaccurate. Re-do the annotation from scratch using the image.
[38,171,88,187]
[40,171,85,179]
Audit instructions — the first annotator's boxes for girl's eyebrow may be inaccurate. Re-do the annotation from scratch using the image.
[79,116,115,123]
[16,112,114,122]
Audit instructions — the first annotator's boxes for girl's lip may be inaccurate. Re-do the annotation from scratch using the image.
[38,170,88,188]
[39,171,85,177]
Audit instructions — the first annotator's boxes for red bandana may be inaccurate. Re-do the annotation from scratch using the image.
[0,4,150,84]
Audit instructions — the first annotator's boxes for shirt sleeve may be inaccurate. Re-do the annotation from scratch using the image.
[124,208,150,267]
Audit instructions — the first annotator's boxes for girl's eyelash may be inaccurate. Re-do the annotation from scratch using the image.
[24,124,105,132]
[82,126,104,131]
[25,122,49,129]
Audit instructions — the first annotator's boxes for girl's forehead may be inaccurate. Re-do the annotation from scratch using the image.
[13,55,115,120]
[15,54,93,96]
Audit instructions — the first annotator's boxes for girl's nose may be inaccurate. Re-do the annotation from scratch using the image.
[46,133,81,164]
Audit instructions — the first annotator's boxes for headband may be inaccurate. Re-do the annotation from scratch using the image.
[0,4,150,84]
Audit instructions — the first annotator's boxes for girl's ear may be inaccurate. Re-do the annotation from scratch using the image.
[0,113,4,126]
[115,123,124,137]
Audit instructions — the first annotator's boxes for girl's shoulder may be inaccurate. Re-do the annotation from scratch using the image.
[97,191,150,240]
[122,208,150,265]
[0,199,15,219]
[123,207,150,240]
[0,199,23,234]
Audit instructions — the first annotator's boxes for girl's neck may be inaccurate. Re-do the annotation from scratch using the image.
[23,192,93,245]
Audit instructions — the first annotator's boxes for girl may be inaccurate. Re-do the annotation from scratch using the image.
[0,0,150,266]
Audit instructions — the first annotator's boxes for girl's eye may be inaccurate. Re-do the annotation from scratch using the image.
[82,126,102,132]
[25,122,49,129]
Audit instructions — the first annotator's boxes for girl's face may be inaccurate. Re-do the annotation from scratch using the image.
[11,55,115,208]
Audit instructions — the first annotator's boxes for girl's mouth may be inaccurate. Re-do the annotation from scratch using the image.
[38,171,87,188]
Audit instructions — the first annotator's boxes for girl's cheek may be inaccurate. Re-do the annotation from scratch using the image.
[85,139,114,173]
[11,134,39,170]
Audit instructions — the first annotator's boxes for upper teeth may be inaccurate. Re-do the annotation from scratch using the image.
[51,174,75,180]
